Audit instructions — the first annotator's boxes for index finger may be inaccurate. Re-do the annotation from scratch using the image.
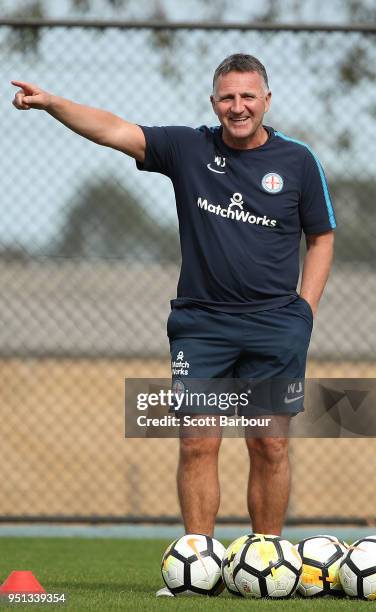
[11,80,36,93]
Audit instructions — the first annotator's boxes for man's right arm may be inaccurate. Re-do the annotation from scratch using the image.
[11,80,146,162]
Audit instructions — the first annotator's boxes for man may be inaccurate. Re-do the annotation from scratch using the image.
[12,53,335,595]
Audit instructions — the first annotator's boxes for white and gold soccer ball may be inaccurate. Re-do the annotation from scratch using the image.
[232,533,302,598]
[296,534,347,597]
[339,536,376,600]
[221,534,253,595]
[161,534,225,596]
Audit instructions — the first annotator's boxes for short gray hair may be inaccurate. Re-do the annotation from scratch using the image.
[213,53,269,91]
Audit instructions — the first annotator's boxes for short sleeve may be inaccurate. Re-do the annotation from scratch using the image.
[299,149,336,234]
[136,125,196,179]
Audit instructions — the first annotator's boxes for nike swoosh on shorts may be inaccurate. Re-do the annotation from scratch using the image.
[284,395,304,404]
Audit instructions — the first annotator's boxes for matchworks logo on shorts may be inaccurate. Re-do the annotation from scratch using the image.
[172,350,190,376]
[197,192,278,227]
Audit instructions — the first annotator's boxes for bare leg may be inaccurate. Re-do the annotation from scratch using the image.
[245,433,290,535]
[177,431,222,536]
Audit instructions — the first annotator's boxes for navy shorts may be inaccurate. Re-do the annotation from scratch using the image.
[167,297,313,416]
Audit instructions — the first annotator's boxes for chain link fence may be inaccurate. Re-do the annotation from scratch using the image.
[0,21,375,523]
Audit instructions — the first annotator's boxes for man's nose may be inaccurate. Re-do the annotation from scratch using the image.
[230,95,245,114]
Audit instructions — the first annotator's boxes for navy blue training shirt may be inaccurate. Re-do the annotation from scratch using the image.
[136,125,336,313]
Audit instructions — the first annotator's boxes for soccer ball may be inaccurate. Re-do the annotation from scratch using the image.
[232,533,302,598]
[221,534,252,595]
[296,534,347,597]
[161,534,225,596]
[339,536,376,599]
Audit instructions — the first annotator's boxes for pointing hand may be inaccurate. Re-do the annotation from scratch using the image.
[11,80,52,110]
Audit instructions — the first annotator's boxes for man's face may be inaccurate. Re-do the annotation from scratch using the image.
[210,71,271,148]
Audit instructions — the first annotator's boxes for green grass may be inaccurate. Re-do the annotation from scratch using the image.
[0,538,371,611]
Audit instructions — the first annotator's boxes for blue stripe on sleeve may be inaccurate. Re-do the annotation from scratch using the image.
[274,130,336,229]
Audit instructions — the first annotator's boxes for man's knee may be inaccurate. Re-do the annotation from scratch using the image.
[179,437,221,461]
[246,437,289,464]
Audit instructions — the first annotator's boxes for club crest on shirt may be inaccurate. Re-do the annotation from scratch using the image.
[262,172,284,193]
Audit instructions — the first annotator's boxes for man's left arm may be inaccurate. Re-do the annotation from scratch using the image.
[300,230,334,317]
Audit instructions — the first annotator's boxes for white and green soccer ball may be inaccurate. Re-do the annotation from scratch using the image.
[339,536,376,600]
[232,533,302,598]
[296,534,347,597]
[161,534,225,596]
[221,534,253,595]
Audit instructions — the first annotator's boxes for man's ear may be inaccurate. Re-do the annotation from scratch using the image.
[264,90,272,113]
[210,94,217,115]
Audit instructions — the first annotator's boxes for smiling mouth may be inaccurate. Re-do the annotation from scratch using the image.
[230,117,250,124]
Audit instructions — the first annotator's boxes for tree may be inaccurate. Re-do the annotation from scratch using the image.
[329,178,376,264]
[3,0,375,102]
[54,178,180,261]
